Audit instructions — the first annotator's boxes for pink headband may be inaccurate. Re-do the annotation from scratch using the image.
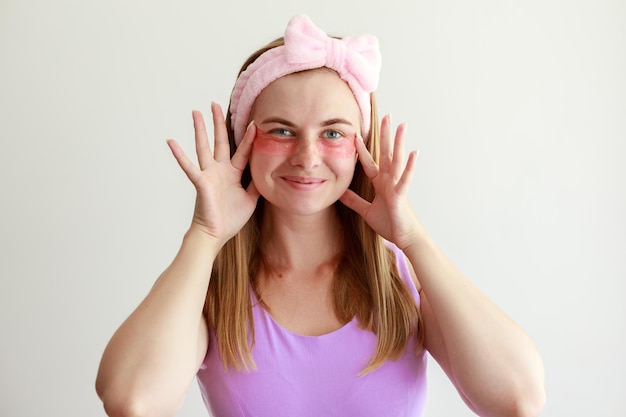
[230,14,381,145]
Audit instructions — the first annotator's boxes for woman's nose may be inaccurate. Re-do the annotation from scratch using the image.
[289,137,321,169]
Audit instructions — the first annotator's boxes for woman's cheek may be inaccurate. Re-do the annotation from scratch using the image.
[317,136,356,158]
[253,133,296,155]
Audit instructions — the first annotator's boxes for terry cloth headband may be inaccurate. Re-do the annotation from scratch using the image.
[229,14,381,146]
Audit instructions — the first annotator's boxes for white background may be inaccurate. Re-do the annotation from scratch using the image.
[1,1,624,416]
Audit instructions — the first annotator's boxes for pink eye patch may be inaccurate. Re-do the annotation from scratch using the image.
[253,130,356,158]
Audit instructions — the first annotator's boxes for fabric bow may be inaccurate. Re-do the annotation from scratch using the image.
[284,15,381,94]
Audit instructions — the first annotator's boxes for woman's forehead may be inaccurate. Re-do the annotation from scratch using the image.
[251,69,362,126]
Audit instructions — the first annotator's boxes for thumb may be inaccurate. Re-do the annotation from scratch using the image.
[339,189,370,217]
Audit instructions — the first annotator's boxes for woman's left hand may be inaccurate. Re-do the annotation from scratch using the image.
[340,115,422,250]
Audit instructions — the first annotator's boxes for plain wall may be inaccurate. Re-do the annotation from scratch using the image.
[1,1,624,416]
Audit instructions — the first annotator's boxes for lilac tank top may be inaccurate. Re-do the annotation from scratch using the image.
[197,243,427,417]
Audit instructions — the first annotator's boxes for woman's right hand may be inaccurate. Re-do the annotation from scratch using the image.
[167,102,260,247]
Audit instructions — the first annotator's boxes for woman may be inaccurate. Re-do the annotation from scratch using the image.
[96,14,545,417]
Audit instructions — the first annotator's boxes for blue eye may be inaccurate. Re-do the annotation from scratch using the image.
[270,128,295,138]
[322,130,343,140]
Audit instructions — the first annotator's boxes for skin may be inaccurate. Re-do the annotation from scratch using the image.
[95,69,546,417]
[253,129,356,158]
[247,69,361,335]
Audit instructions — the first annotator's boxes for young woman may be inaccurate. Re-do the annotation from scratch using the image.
[96,14,545,417]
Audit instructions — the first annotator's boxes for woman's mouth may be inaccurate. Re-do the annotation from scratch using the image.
[281,176,326,189]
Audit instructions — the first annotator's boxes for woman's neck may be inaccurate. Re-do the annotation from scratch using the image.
[259,205,343,272]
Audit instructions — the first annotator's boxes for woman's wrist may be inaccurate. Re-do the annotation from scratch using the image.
[399,222,440,264]
[182,227,223,259]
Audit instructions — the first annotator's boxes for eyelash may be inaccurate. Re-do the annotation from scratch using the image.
[322,130,343,140]
[267,128,345,140]
[269,128,295,137]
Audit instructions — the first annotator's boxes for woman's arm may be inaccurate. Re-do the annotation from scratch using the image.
[96,104,260,417]
[404,232,545,417]
[95,229,217,417]
[340,115,545,417]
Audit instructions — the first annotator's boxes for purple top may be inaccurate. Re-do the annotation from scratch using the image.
[197,243,427,417]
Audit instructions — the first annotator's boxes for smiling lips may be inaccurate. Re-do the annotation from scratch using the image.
[281,176,326,189]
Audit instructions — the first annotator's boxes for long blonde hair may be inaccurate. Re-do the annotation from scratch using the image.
[205,38,423,374]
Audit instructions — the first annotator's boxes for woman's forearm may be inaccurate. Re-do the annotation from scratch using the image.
[404,232,545,417]
[96,228,219,417]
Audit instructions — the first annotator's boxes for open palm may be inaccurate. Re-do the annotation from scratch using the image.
[340,115,421,250]
[167,103,260,247]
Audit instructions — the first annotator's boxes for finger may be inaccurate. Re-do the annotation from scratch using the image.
[396,150,419,195]
[212,102,231,163]
[355,135,379,179]
[245,179,261,201]
[391,123,407,180]
[193,110,212,170]
[379,114,393,173]
[167,139,201,184]
[231,121,256,172]
[339,189,371,218]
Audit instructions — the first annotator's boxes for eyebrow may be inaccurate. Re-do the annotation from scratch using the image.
[259,117,354,127]
[322,118,354,127]
[260,117,296,126]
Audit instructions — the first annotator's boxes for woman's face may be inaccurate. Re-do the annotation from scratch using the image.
[249,68,362,216]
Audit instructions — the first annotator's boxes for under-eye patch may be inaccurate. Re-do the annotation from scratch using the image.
[254,129,356,158]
